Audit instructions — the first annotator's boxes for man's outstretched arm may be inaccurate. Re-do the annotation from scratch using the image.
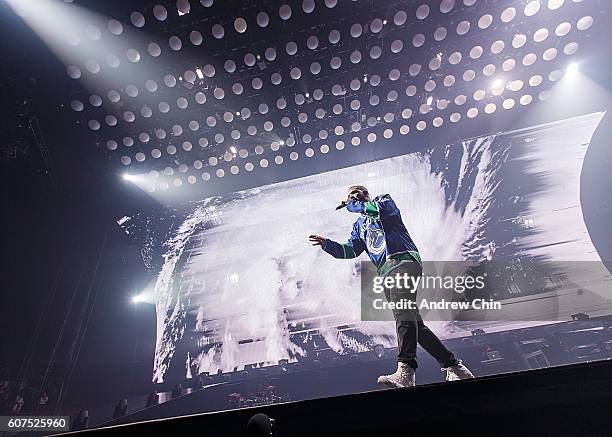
[309,225,365,259]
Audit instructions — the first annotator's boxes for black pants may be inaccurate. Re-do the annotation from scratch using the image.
[382,259,458,370]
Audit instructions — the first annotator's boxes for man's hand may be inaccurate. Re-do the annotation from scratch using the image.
[309,235,326,247]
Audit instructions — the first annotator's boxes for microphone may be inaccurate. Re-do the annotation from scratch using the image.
[335,201,348,210]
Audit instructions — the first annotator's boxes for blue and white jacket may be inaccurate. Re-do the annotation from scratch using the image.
[322,194,421,271]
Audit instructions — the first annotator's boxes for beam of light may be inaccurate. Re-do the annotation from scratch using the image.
[122,173,149,185]
[5,0,163,105]
[6,0,252,188]
[567,63,580,76]
[121,172,159,195]
[132,289,155,304]
[518,58,611,138]
[129,281,157,305]
[132,294,145,303]
[6,1,121,82]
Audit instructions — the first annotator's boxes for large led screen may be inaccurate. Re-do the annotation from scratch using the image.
[121,112,611,383]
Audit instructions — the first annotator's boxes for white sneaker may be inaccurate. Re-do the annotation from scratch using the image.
[377,362,416,388]
[442,360,475,381]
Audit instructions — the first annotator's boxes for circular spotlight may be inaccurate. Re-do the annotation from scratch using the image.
[234,17,247,33]
[108,19,124,35]
[153,5,167,21]
[256,12,269,27]
[130,11,145,28]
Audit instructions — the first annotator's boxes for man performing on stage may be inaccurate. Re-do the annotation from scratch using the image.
[309,185,474,388]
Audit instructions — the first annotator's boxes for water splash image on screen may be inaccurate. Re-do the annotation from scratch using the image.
[120,113,607,383]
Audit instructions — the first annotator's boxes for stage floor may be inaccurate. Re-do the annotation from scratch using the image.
[57,358,612,437]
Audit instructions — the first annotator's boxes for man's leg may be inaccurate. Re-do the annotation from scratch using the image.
[393,260,423,369]
[378,260,474,384]
[396,313,419,370]
[377,308,418,388]
[377,262,420,388]
[416,316,475,380]
[416,319,458,368]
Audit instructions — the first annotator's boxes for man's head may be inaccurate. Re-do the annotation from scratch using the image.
[347,185,371,202]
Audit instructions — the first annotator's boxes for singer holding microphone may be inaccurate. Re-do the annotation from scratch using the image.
[309,185,474,388]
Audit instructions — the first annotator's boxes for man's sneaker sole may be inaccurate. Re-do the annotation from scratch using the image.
[377,377,414,388]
